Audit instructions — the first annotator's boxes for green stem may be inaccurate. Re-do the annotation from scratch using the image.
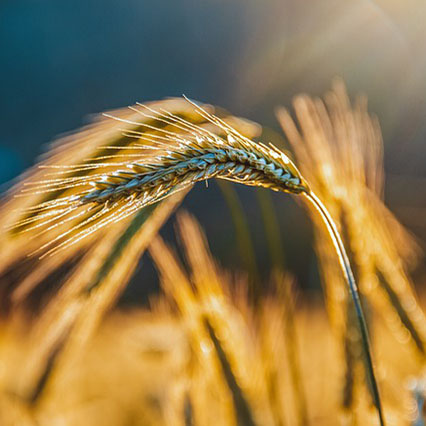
[303,191,385,426]
[217,181,261,301]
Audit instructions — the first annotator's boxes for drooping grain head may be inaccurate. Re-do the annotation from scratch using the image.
[6,97,308,259]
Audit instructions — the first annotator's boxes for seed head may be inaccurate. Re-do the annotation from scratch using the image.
[12,97,309,257]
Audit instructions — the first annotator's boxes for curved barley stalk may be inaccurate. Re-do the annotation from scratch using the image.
[3,96,384,424]
[277,80,425,419]
[303,190,384,425]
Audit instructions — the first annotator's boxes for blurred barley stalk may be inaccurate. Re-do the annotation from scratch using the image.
[0,82,424,425]
[277,79,426,420]
[0,212,423,425]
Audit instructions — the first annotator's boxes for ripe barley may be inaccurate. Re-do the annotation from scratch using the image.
[14,98,308,257]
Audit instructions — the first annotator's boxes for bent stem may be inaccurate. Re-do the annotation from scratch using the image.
[303,190,385,426]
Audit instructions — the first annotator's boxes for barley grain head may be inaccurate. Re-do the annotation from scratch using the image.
[7,97,308,259]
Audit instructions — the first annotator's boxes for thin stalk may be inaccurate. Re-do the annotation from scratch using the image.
[255,189,285,268]
[204,317,257,426]
[303,190,385,426]
[217,181,261,297]
[277,277,308,425]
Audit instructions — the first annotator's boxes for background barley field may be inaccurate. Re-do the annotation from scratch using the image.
[0,1,426,425]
